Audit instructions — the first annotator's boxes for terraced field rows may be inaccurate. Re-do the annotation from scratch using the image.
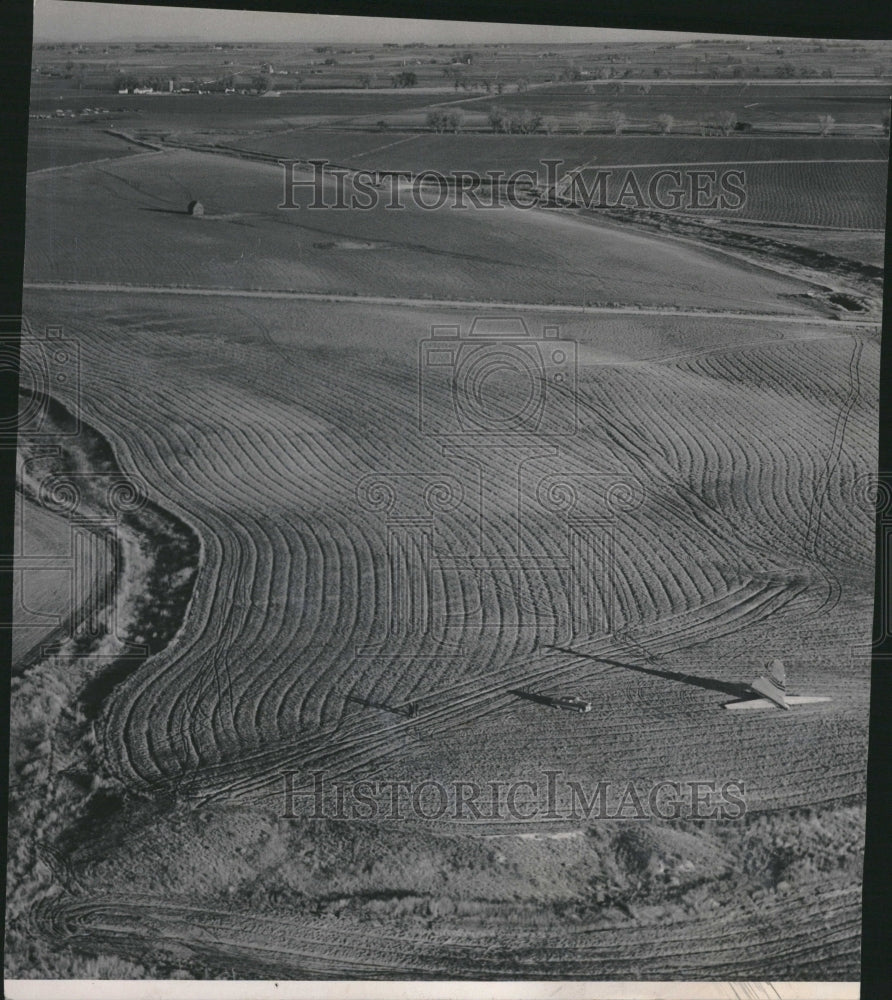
[572,160,888,229]
[20,289,876,818]
[591,336,879,572]
[83,323,774,791]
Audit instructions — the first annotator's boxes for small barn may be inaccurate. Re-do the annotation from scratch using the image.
[187,200,204,217]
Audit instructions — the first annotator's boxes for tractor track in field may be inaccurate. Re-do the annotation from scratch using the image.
[32,875,863,980]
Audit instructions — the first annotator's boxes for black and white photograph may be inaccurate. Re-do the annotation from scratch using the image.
[3,0,891,994]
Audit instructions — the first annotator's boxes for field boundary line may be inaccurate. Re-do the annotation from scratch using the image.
[22,281,880,328]
[350,134,425,158]
[27,148,163,176]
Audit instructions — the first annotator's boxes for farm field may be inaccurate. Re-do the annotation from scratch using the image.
[9,28,889,987]
[572,159,888,229]
[26,126,146,173]
[339,87,892,134]
[461,81,892,126]
[30,77,892,143]
[227,130,889,231]
[16,292,873,801]
[29,83,461,132]
[235,130,890,171]
[24,149,840,310]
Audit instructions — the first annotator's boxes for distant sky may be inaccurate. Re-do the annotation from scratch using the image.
[33,1,757,44]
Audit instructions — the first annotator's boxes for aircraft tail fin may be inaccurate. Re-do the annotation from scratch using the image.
[750,658,788,709]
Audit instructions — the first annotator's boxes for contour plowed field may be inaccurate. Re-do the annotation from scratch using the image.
[18,291,876,819]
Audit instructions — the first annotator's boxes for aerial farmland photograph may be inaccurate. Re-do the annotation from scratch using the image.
[5,0,891,990]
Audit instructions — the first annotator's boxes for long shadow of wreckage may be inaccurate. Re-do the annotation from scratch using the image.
[544,646,754,700]
[508,687,571,708]
[139,206,193,215]
[345,694,417,718]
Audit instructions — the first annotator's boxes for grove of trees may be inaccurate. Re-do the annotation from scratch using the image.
[487,106,543,134]
[426,109,465,132]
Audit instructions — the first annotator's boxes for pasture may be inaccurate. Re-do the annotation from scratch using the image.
[25,149,835,309]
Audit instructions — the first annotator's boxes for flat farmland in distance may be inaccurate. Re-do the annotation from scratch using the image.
[28,86,458,132]
[32,81,891,142]
[472,81,892,99]
[239,131,890,173]
[472,81,892,125]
